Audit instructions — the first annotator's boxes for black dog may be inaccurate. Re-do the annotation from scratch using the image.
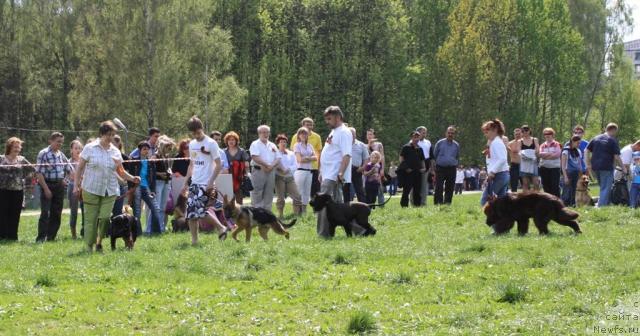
[110,212,140,250]
[483,192,582,235]
[310,193,377,238]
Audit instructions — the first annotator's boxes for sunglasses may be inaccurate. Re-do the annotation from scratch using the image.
[543,133,553,136]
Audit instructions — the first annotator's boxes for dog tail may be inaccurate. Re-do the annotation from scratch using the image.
[280,218,297,229]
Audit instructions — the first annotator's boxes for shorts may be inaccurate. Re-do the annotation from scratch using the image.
[186,184,210,219]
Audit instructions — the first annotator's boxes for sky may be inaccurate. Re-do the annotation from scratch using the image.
[626,0,640,41]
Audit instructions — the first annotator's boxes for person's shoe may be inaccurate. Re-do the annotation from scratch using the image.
[218,228,228,241]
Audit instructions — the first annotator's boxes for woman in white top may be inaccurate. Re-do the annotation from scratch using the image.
[481,119,510,205]
[293,127,317,213]
[74,121,140,252]
[274,134,302,219]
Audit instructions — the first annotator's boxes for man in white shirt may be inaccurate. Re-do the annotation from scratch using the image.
[249,125,280,210]
[210,131,230,174]
[181,116,224,246]
[618,140,640,188]
[416,126,432,205]
[319,106,352,204]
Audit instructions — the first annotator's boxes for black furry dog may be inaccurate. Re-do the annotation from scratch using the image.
[310,193,377,238]
[483,192,582,235]
[110,209,140,250]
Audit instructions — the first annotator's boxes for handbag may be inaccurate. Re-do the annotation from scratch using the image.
[165,193,175,215]
[241,175,254,196]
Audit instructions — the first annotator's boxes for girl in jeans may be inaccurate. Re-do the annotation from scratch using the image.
[561,136,585,207]
[293,127,317,214]
[364,151,383,208]
[481,119,510,205]
[67,140,84,239]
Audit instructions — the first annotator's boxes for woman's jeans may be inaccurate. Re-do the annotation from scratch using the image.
[145,180,169,233]
[111,184,128,217]
[67,182,84,233]
[481,171,510,206]
[134,186,162,234]
[630,183,640,208]
[561,170,580,207]
[388,177,398,195]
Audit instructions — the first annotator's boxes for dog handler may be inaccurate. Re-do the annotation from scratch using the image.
[318,106,352,237]
[74,121,140,252]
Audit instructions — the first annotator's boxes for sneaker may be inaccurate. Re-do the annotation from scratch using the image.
[218,228,228,241]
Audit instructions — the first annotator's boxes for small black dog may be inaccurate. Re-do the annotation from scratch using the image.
[310,193,377,238]
[110,207,140,250]
[483,192,582,235]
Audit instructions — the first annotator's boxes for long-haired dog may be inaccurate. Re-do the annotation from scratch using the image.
[575,175,595,207]
[222,195,296,242]
[110,205,140,250]
[310,193,377,238]
[483,192,582,235]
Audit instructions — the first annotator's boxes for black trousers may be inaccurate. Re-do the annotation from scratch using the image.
[0,189,24,241]
[342,183,352,203]
[37,182,65,242]
[351,166,366,202]
[539,167,561,197]
[434,165,456,204]
[311,169,320,196]
[509,163,521,192]
[400,171,422,207]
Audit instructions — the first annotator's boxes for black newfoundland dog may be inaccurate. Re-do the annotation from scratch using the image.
[483,192,582,235]
[310,193,377,238]
[110,211,140,250]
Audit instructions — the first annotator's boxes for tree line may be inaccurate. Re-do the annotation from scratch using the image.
[1,0,639,163]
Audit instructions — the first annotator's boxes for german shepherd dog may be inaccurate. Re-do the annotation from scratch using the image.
[483,192,582,235]
[222,195,296,242]
[575,175,596,207]
[110,205,140,250]
[310,193,378,237]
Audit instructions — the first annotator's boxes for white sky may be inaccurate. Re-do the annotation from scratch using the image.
[625,0,640,41]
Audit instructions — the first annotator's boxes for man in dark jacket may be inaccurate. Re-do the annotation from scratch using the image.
[398,131,426,207]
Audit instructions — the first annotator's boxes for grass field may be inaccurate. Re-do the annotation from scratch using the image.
[2,193,640,335]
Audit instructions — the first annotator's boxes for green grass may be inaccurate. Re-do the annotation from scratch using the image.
[2,193,640,335]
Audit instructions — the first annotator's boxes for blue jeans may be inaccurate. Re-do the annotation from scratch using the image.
[388,177,398,195]
[630,183,640,208]
[561,170,580,207]
[481,171,510,206]
[111,184,128,217]
[146,180,169,233]
[594,170,614,207]
[135,186,161,234]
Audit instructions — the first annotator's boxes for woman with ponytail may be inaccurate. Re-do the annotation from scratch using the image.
[481,119,510,205]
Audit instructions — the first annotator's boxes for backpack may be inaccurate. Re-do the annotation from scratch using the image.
[611,178,629,206]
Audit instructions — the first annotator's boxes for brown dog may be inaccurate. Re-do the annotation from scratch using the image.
[222,195,296,242]
[484,192,582,235]
[575,175,595,207]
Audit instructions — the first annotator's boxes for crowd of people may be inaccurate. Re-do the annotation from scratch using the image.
[1,106,638,249]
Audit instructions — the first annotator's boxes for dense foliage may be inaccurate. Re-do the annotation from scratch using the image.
[1,0,638,162]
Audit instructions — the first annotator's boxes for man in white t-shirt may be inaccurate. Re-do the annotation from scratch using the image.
[319,106,352,204]
[249,125,280,210]
[618,140,640,184]
[181,116,225,246]
[416,126,432,205]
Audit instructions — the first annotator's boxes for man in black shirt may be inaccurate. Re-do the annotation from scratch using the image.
[399,131,426,207]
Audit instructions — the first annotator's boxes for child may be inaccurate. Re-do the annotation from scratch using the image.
[132,141,163,234]
[387,161,398,196]
[630,152,640,208]
[364,151,382,207]
[455,165,465,195]
[200,189,235,233]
